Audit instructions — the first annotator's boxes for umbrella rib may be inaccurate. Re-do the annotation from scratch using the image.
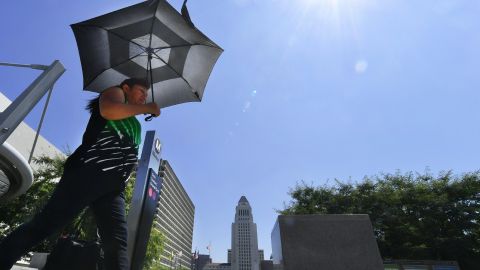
[147,2,158,104]
[79,24,148,54]
[153,43,221,51]
[85,51,146,89]
[151,52,197,98]
[148,1,158,50]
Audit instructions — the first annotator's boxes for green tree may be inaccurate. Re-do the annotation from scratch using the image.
[143,228,168,270]
[0,154,68,251]
[280,171,480,270]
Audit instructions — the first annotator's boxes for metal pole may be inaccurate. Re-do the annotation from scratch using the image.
[0,60,65,145]
[28,87,53,163]
[0,62,48,70]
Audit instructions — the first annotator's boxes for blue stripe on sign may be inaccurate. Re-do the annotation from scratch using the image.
[433,266,457,270]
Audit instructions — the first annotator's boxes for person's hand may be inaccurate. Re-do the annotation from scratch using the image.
[146,102,160,117]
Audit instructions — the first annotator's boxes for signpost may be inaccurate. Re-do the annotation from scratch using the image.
[127,130,163,270]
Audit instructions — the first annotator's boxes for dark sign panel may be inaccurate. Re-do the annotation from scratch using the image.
[130,168,163,270]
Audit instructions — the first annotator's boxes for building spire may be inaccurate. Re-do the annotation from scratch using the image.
[238,195,249,204]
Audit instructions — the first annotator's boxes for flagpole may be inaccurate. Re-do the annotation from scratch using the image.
[207,241,212,256]
[193,248,198,270]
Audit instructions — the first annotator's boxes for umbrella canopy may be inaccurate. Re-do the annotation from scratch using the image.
[71,0,223,108]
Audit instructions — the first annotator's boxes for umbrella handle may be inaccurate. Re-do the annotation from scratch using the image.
[145,114,155,122]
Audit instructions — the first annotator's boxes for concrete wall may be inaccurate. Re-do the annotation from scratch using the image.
[271,214,384,270]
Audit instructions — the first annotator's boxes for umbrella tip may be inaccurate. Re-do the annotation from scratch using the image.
[181,0,195,28]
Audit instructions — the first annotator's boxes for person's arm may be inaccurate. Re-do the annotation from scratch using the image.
[99,87,160,120]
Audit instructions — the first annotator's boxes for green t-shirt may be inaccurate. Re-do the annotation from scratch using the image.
[105,116,141,147]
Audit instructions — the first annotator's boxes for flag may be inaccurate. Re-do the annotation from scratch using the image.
[192,249,199,259]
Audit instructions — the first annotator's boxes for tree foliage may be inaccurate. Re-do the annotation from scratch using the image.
[0,154,68,251]
[143,228,168,270]
[280,171,480,270]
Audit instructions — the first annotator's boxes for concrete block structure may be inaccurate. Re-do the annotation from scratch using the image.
[271,214,384,270]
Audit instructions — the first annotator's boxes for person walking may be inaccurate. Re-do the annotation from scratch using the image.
[0,78,159,270]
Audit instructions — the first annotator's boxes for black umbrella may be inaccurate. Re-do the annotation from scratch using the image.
[71,0,223,110]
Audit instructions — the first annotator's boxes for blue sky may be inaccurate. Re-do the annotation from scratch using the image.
[1,0,480,262]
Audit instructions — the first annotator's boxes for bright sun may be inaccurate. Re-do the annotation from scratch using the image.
[292,0,370,32]
[300,0,339,7]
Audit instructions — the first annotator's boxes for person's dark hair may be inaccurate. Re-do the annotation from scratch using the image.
[86,78,149,113]
[119,78,149,89]
[86,96,100,113]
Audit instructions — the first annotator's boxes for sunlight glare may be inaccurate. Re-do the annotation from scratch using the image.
[286,0,373,44]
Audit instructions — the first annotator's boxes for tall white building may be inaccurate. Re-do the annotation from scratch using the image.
[231,196,260,270]
[155,160,195,269]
